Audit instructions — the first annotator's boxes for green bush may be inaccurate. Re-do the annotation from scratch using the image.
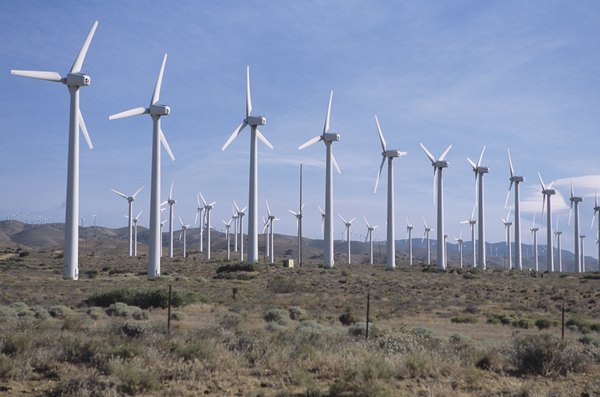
[329,355,394,397]
[219,312,242,329]
[339,307,359,326]
[31,306,50,319]
[0,353,13,379]
[288,306,309,321]
[119,321,152,338]
[512,319,530,329]
[264,308,290,325]
[170,311,185,321]
[85,288,203,309]
[535,318,552,330]
[267,275,306,294]
[48,305,74,318]
[110,361,158,395]
[86,307,106,320]
[216,263,257,273]
[451,316,478,324]
[106,303,149,320]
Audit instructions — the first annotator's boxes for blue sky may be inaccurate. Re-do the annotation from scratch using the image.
[1,1,599,256]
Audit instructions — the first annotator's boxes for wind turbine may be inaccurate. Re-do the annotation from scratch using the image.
[166,182,176,258]
[569,182,583,273]
[460,204,477,267]
[580,235,586,272]
[505,149,524,270]
[262,216,270,262]
[195,196,205,253]
[109,53,175,279]
[223,219,232,260]
[467,146,489,270]
[299,91,341,268]
[199,193,216,260]
[132,211,142,257]
[420,143,452,269]
[234,202,247,261]
[406,219,414,266]
[111,186,144,257]
[538,173,555,272]
[178,217,190,258]
[265,201,279,264]
[373,116,407,269]
[221,66,273,263]
[530,215,539,271]
[232,207,239,253]
[422,218,433,265]
[454,231,464,268]
[592,193,600,268]
[289,204,305,266]
[318,206,326,234]
[364,217,378,265]
[12,21,99,280]
[555,218,563,272]
[339,215,355,264]
[501,208,512,269]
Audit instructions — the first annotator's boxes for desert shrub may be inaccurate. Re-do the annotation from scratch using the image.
[0,353,13,379]
[219,312,242,329]
[349,321,370,337]
[170,341,217,362]
[487,316,501,325]
[0,306,18,319]
[48,374,116,396]
[535,318,552,330]
[512,318,530,329]
[118,321,152,338]
[264,308,290,325]
[578,335,595,345]
[513,334,573,376]
[60,336,102,365]
[108,343,141,359]
[288,306,309,321]
[170,311,185,321]
[85,288,202,309]
[464,304,480,314]
[18,251,29,257]
[266,322,287,332]
[451,316,478,324]
[31,305,50,319]
[412,327,433,338]
[216,262,257,273]
[329,354,394,397]
[339,307,359,326]
[267,275,305,294]
[48,305,74,318]
[1,332,33,356]
[297,321,345,335]
[106,302,148,320]
[403,354,428,378]
[86,307,106,320]
[109,360,158,395]
[475,348,505,372]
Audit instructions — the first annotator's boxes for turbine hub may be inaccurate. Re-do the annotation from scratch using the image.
[510,176,524,183]
[246,116,266,126]
[66,73,90,87]
[476,166,489,174]
[150,104,170,116]
[543,189,556,195]
[323,132,340,142]
[384,150,404,157]
[434,160,448,168]
[570,196,583,203]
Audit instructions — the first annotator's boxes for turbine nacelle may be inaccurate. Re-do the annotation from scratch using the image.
[510,176,524,183]
[475,166,489,174]
[66,73,90,87]
[384,149,406,158]
[149,104,171,116]
[543,188,556,196]
[246,115,266,126]
[433,160,449,168]
[570,196,583,204]
[323,132,340,142]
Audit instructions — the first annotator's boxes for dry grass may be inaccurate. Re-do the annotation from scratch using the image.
[1,249,600,396]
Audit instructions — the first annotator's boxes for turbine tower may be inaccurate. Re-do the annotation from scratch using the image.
[289,204,305,266]
[166,183,176,258]
[265,201,279,264]
[109,54,175,279]
[460,205,477,267]
[406,219,413,266]
[221,66,273,263]
[555,219,563,272]
[422,218,433,265]
[111,186,144,257]
[132,211,142,257]
[569,183,583,273]
[505,149,524,270]
[538,173,555,272]
[234,202,247,261]
[467,146,489,269]
[178,217,190,258]
[373,116,407,269]
[364,217,378,265]
[339,215,355,264]
[501,208,512,269]
[199,193,216,260]
[195,196,205,253]
[455,232,464,268]
[232,207,239,253]
[580,235,586,271]
[531,215,539,271]
[12,21,99,280]
[299,92,341,268]
[223,219,232,260]
[592,194,600,268]
[420,143,452,269]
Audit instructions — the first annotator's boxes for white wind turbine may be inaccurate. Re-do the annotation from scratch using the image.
[454,231,464,268]
[339,215,356,264]
[262,216,270,262]
[109,54,175,279]
[505,149,525,270]
[406,219,414,266]
[159,205,167,257]
[580,235,586,271]
[364,217,378,265]
[467,146,489,270]
[501,208,513,269]
[195,196,205,254]
[373,116,407,269]
[199,193,216,260]
[422,218,433,265]
[166,182,176,258]
[232,208,239,253]
[569,182,583,273]
[265,201,279,264]
[555,218,563,272]
[538,173,555,272]
[299,92,341,268]
[460,204,477,267]
[112,186,144,257]
[234,202,247,261]
[289,204,305,265]
[131,211,142,257]
[178,218,191,258]
[221,66,273,263]
[592,193,600,268]
[223,219,232,260]
[530,215,540,271]
[420,143,452,269]
[12,21,99,280]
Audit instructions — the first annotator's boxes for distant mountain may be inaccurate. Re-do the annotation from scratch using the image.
[0,220,597,270]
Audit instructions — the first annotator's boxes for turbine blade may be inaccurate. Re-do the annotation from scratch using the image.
[374,156,386,193]
[11,70,63,82]
[70,20,99,73]
[420,143,435,163]
[209,201,216,207]
[169,182,173,200]
[318,206,325,215]
[477,145,486,167]
[324,90,333,133]
[339,214,347,223]
[246,65,252,118]
[432,169,437,206]
[504,187,511,209]
[160,127,175,162]
[256,129,274,149]
[266,200,272,216]
[221,121,247,151]
[179,216,183,226]
[298,135,322,150]
[195,212,199,225]
[471,203,477,221]
[538,172,546,190]
[78,109,93,150]
[135,210,142,220]
[423,217,428,228]
[570,179,574,199]
[234,201,240,212]
[331,152,341,174]
[439,144,452,161]
[289,210,297,216]
[374,115,387,152]
[364,216,370,228]
[568,207,572,226]
[151,53,168,105]
[108,106,147,120]
[111,189,128,199]
[507,148,515,178]
[199,192,207,206]
[467,157,477,170]
[132,186,144,199]
[349,217,356,224]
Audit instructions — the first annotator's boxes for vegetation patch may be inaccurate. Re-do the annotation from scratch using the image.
[106,302,149,320]
[84,288,203,309]
[451,316,478,324]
